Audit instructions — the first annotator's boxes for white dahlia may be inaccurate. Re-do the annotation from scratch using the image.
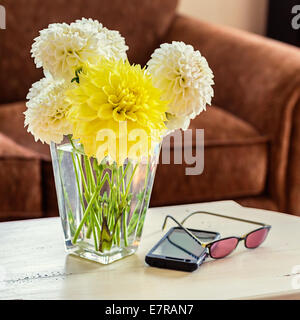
[74,18,128,62]
[147,41,214,131]
[24,78,73,144]
[26,76,55,100]
[31,18,128,80]
[165,113,191,131]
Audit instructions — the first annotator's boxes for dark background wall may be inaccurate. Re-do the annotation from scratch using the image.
[267,0,300,47]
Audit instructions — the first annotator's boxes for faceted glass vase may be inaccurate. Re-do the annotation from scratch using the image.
[50,139,160,264]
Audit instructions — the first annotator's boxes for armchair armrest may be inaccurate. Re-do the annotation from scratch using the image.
[0,132,41,159]
[0,132,43,220]
[163,15,300,213]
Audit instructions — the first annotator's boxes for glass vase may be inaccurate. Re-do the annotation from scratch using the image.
[50,138,160,264]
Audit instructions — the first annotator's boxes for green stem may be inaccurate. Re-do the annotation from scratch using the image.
[127,160,151,236]
[124,162,138,199]
[69,137,93,238]
[123,209,128,246]
[69,137,142,251]
[73,172,109,244]
[91,216,98,250]
[118,161,138,246]
[70,152,85,209]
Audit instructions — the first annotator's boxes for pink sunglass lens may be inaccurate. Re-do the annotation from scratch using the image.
[210,238,239,258]
[245,228,269,248]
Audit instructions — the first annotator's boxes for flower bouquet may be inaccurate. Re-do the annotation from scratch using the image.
[24,18,214,264]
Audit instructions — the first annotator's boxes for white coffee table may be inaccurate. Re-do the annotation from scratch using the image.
[1,200,300,300]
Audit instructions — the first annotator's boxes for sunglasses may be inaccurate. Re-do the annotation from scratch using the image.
[162,211,271,259]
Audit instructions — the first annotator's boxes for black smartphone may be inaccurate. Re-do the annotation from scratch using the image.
[145,227,220,272]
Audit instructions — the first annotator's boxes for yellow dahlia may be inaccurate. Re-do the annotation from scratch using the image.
[66,59,167,164]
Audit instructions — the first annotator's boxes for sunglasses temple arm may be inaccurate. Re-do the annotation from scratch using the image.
[181,211,268,227]
[162,215,204,248]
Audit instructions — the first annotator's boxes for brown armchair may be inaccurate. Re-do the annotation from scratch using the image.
[0,0,300,221]
[152,14,300,215]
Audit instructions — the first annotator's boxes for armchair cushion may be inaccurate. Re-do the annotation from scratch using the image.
[151,106,269,206]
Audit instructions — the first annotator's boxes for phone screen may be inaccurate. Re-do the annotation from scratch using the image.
[152,228,216,260]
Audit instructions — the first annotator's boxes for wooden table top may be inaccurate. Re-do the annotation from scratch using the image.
[1,200,300,300]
